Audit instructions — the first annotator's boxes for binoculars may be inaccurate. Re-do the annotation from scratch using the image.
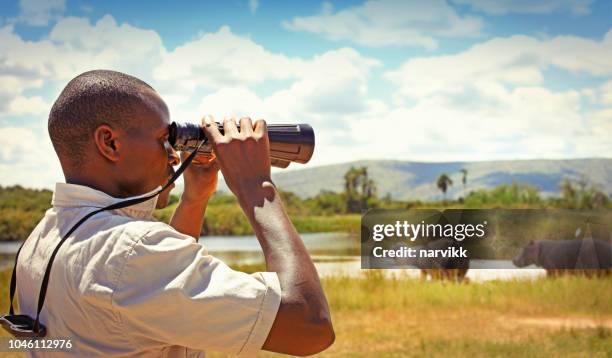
[168,122,315,168]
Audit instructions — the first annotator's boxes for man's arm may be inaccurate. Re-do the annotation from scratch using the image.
[170,153,219,240]
[239,182,335,355]
[203,116,334,356]
[170,196,209,240]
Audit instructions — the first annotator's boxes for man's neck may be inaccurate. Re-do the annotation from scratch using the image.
[64,173,133,199]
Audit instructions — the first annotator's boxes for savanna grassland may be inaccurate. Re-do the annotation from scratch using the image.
[217,272,611,357]
[0,267,610,357]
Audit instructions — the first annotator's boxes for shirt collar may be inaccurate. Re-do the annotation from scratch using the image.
[52,183,161,220]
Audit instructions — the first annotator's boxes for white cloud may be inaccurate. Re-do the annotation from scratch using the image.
[249,0,259,14]
[7,95,49,116]
[343,84,610,164]
[266,48,380,116]
[0,16,166,116]
[589,108,612,140]
[192,47,385,168]
[18,0,65,26]
[0,18,380,119]
[283,0,483,50]
[195,47,381,123]
[385,32,612,100]
[599,81,612,105]
[154,26,299,91]
[452,0,593,15]
[0,72,46,116]
[369,31,612,163]
[0,127,38,162]
[0,126,63,188]
[48,16,166,80]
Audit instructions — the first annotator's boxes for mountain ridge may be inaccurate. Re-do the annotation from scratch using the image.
[177,158,612,201]
[261,157,612,200]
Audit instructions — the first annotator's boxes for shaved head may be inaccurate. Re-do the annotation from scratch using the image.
[48,70,159,168]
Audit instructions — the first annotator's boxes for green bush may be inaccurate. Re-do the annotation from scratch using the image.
[0,186,52,241]
[464,181,542,208]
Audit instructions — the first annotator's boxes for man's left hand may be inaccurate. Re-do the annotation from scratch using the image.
[180,151,220,202]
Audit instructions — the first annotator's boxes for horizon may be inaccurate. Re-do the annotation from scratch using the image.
[0,0,610,189]
[2,156,610,192]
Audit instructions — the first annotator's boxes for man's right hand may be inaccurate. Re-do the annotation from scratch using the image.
[201,115,272,203]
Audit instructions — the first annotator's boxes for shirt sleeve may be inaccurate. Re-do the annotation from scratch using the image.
[111,224,281,356]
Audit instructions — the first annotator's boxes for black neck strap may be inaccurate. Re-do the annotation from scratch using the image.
[7,143,203,335]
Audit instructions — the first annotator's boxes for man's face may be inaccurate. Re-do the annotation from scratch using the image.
[115,88,179,202]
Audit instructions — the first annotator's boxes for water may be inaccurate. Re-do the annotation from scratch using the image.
[0,233,547,281]
[199,232,358,265]
[0,233,358,269]
[313,259,546,281]
[0,241,21,255]
[0,241,22,270]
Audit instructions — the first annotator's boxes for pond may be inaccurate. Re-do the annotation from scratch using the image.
[0,233,547,281]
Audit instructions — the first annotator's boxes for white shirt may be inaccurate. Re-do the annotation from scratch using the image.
[16,183,281,357]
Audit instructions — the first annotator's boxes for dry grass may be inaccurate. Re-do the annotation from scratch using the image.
[210,273,612,357]
[1,269,610,357]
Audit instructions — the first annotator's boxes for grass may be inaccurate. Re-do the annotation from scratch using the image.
[1,268,610,357]
[323,271,611,316]
[216,270,612,357]
[321,273,612,357]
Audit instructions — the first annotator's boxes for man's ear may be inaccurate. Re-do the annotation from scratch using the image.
[94,125,121,162]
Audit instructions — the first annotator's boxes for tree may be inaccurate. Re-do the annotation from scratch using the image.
[343,166,377,213]
[460,169,468,189]
[560,177,609,209]
[309,190,346,215]
[436,173,453,202]
[560,179,576,203]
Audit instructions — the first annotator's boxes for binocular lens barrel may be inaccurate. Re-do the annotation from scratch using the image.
[168,122,315,168]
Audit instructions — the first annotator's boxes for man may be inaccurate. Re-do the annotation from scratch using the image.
[15,70,334,356]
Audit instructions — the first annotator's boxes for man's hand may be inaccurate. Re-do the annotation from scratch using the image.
[180,151,219,203]
[201,115,271,203]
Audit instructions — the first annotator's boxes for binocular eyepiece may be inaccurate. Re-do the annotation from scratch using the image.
[168,122,315,168]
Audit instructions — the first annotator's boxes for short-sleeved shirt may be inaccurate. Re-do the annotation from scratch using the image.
[16,183,281,357]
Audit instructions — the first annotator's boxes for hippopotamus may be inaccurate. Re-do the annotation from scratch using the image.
[513,239,611,277]
[396,238,470,282]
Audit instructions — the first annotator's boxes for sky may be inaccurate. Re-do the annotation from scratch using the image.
[0,0,611,189]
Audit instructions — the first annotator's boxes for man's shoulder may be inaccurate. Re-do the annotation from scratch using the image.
[109,217,193,245]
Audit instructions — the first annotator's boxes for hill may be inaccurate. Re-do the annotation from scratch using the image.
[255,158,612,201]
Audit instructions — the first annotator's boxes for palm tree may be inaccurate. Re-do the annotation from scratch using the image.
[343,166,377,212]
[459,168,468,200]
[460,169,468,189]
[437,173,453,202]
[344,166,360,212]
[560,178,576,203]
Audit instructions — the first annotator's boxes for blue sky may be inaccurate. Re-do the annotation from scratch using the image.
[0,0,611,189]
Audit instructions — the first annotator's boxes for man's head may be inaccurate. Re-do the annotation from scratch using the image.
[49,70,179,206]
